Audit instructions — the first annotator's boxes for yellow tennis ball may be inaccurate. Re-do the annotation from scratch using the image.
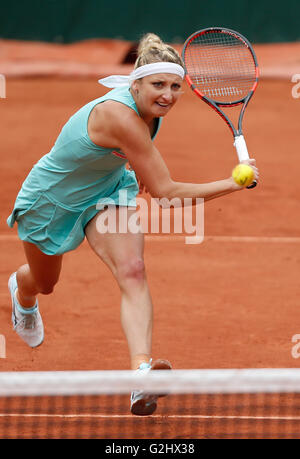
[232,164,254,187]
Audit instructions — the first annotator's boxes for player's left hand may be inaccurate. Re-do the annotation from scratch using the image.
[241,158,259,184]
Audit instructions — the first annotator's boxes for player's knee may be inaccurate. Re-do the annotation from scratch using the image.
[36,281,57,295]
[116,257,146,285]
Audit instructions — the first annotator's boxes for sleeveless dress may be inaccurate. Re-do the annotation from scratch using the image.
[7,86,162,255]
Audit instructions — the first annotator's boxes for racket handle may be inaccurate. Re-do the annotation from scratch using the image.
[234,135,249,161]
[234,135,257,189]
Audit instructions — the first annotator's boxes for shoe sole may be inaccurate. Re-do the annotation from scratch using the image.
[130,396,157,416]
[151,359,172,372]
[151,359,172,398]
[131,359,172,416]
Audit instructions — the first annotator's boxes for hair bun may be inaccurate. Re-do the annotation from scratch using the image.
[135,33,184,69]
[137,33,163,55]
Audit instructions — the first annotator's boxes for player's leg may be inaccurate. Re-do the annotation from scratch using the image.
[85,207,172,415]
[16,241,63,307]
[85,207,153,370]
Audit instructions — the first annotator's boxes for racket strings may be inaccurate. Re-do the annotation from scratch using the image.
[184,32,256,103]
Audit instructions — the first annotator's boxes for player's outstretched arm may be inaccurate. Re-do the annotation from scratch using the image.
[94,103,258,203]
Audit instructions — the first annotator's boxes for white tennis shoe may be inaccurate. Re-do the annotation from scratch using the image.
[9,272,44,348]
[130,359,172,416]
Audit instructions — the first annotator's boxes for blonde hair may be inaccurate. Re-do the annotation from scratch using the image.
[134,33,184,69]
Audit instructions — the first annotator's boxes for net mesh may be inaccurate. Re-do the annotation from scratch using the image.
[1,369,300,439]
[184,30,257,103]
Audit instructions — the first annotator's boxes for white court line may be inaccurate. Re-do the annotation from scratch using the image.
[147,236,300,243]
[1,413,300,421]
[1,234,300,243]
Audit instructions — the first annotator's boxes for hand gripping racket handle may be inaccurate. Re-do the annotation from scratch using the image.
[234,135,257,189]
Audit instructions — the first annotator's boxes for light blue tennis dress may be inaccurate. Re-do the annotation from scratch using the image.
[7,86,162,255]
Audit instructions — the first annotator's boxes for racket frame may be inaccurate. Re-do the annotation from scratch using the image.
[182,27,259,188]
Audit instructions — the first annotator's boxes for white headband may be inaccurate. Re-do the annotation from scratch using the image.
[98,62,185,88]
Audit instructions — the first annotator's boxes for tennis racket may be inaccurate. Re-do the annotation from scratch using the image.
[182,27,259,188]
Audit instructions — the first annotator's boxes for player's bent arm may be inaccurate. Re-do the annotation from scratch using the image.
[110,108,240,202]
[170,179,241,202]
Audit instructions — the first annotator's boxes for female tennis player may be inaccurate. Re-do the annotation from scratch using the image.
[7,33,258,415]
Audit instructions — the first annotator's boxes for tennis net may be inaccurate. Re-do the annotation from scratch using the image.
[1,369,300,439]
